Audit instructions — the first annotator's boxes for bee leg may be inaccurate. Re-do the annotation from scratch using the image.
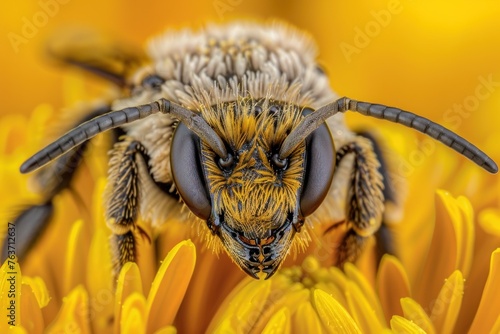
[2,105,114,262]
[356,132,398,260]
[337,230,366,265]
[335,136,385,265]
[105,139,151,276]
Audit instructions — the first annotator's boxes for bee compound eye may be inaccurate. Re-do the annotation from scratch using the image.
[299,113,335,217]
[269,105,280,115]
[171,122,211,220]
[254,105,263,116]
[141,74,165,89]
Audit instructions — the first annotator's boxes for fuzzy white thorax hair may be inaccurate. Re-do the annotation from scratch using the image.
[146,21,335,108]
[112,21,356,232]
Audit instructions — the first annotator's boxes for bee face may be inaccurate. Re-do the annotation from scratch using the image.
[171,98,335,278]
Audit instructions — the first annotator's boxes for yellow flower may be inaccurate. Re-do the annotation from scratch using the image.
[2,2,500,333]
[0,257,50,333]
[45,239,195,333]
[0,231,195,333]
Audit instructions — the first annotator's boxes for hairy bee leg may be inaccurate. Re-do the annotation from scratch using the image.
[335,136,385,264]
[106,139,150,276]
[2,105,113,262]
[112,231,136,270]
[337,230,366,265]
[357,132,398,259]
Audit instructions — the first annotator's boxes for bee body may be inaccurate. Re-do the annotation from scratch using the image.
[8,22,497,279]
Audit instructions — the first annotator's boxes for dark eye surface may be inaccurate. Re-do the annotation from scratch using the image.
[141,74,165,89]
[299,109,335,217]
[269,105,280,115]
[170,122,211,219]
[254,105,263,116]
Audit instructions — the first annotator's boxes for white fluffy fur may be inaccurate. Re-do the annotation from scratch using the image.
[111,21,357,236]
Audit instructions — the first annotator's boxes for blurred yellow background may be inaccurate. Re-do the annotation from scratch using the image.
[1,0,500,144]
[1,0,500,228]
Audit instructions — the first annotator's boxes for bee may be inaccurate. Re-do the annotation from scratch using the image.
[7,22,497,279]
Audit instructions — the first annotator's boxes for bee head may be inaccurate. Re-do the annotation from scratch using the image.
[171,98,335,279]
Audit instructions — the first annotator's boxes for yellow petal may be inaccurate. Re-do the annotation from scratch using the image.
[46,285,92,334]
[0,258,22,331]
[302,255,352,289]
[376,255,411,323]
[22,193,89,320]
[429,270,464,334]
[314,281,347,308]
[316,267,350,308]
[251,287,309,333]
[153,326,177,334]
[91,178,108,230]
[345,280,386,333]
[478,208,500,237]
[121,292,147,334]
[206,277,252,331]
[21,276,50,308]
[415,191,473,306]
[115,262,143,334]
[390,315,426,334]
[86,228,114,334]
[354,236,378,287]
[175,249,245,333]
[122,308,146,334]
[312,289,362,334]
[135,216,158,294]
[6,326,28,334]
[469,249,500,333]
[209,279,271,333]
[20,280,45,333]
[345,262,386,325]
[455,196,474,277]
[400,297,435,334]
[293,302,324,333]
[230,280,272,330]
[328,266,349,292]
[63,220,88,295]
[20,276,50,331]
[491,317,500,334]
[262,307,291,334]
[146,240,196,332]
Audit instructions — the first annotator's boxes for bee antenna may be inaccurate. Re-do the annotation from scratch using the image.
[20,98,228,173]
[280,97,498,174]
